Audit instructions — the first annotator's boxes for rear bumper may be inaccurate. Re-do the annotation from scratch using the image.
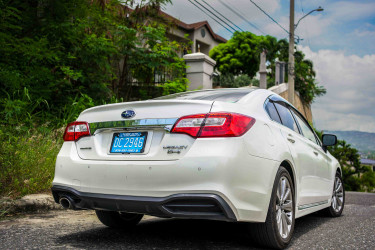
[53,141,280,222]
[51,185,236,222]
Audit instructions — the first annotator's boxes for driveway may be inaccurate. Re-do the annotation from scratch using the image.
[0,192,374,249]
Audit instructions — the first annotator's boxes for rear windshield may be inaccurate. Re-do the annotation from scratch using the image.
[154,89,256,103]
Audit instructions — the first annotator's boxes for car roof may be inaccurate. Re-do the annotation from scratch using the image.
[154,87,259,103]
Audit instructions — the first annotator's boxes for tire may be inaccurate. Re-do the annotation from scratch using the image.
[95,210,143,229]
[248,166,295,249]
[323,172,345,217]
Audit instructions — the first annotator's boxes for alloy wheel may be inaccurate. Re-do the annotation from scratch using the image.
[331,176,344,213]
[276,176,293,239]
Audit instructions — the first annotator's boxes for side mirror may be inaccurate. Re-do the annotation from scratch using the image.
[322,134,337,147]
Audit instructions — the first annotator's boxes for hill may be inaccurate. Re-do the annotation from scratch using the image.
[327,130,375,152]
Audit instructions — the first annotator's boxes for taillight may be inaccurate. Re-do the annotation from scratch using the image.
[171,112,255,138]
[63,121,91,141]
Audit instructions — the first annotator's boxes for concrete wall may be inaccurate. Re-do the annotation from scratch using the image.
[192,27,221,53]
[183,52,216,90]
[268,83,313,123]
[167,26,221,56]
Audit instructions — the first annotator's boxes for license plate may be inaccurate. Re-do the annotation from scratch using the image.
[110,132,147,153]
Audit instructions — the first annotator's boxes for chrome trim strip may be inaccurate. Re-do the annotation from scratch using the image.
[298,200,328,210]
[89,118,178,134]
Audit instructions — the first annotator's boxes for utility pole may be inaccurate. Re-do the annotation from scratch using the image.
[288,0,295,105]
[259,50,267,89]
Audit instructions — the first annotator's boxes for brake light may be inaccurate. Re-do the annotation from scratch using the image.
[63,121,91,141]
[171,112,255,138]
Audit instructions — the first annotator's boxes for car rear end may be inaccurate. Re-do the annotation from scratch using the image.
[52,89,279,222]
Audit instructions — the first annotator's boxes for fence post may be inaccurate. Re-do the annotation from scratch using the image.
[259,50,267,89]
[183,52,216,90]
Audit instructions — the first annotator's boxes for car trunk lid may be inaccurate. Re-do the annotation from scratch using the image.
[75,100,213,161]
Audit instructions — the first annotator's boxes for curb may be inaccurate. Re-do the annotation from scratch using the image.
[1,193,62,215]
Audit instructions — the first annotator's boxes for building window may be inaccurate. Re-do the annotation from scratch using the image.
[201,28,206,38]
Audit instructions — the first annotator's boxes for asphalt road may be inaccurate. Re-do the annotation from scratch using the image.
[1,192,374,249]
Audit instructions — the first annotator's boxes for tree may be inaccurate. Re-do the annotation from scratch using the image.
[210,32,326,104]
[0,0,187,126]
[214,73,256,88]
[315,129,374,192]
[209,31,278,78]
[272,40,326,104]
[329,140,362,191]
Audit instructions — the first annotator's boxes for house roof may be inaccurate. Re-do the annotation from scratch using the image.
[160,11,227,43]
[125,6,227,43]
[361,158,375,166]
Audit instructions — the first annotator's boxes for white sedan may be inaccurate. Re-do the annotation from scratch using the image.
[52,88,344,249]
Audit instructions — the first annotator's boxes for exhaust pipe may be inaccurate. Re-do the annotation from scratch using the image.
[59,195,75,209]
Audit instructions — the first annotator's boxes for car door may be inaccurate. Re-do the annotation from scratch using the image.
[272,101,321,206]
[289,107,332,202]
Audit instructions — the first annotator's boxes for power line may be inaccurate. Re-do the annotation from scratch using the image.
[187,0,234,34]
[249,0,289,35]
[218,0,265,35]
[201,0,244,32]
[229,3,265,35]
[191,0,237,32]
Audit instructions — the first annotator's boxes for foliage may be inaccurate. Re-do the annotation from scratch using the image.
[0,125,63,198]
[284,50,326,104]
[360,168,375,192]
[214,73,255,88]
[210,32,326,104]
[234,74,254,87]
[210,31,278,79]
[328,140,363,191]
[0,0,187,127]
[160,78,188,96]
[271,40,326,104]
[114,22,189,100]
[363,151,375,160]
[216,73,235,88]
[315,130,375,192]
[0,0,116,126]
[0,0,188,199]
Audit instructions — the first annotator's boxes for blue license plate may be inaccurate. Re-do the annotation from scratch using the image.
[110,132,147,153]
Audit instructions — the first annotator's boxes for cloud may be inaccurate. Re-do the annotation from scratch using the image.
[287,1,375,55]
[353,23,375,37]
[328,1,375,21]
[300,46,375,132]
[162,0,375,133]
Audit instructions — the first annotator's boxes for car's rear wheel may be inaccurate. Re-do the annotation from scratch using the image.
[248,166,295,249]
[323,172,345,217]
[95,210,143,229]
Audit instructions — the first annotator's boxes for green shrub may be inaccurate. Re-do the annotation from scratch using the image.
[214,73,258,88]
[359,167,375,192]
[234,74,253,87]
[0,126,63,198]
[160,78,188,96]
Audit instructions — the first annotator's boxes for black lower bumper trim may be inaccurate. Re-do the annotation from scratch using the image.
[51,185,237,222]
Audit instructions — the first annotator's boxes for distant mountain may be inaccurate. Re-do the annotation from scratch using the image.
[327,130,375,152]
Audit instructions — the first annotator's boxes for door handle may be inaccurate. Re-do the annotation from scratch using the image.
[313,151,319,156]
[287,137,295,143]
[287,134,295,143]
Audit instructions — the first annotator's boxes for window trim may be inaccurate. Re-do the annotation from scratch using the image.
[272,100,301,134]
[264,95,321,146]
[288,105,322,146]
[264,98,283,124]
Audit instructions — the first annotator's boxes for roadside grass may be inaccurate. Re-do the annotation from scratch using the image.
[0,125,63,199]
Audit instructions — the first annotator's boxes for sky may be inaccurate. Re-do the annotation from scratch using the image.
[162,0,375,133]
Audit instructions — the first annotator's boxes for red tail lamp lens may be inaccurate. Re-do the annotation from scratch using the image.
[63,121,91,141]
[171,113,255,138]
